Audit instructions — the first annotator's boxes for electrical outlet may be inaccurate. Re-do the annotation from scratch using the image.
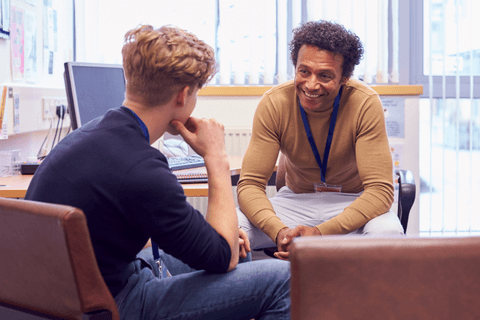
[43,98,52,119]
[43,97,67,119]
[55,98,68,117]
[55,99,67,108]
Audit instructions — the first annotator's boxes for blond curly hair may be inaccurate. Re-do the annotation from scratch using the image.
[122,25,217,106]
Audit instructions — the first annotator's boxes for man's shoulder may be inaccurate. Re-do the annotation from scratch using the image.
[259,80,296,112]
[264,80,295,97]
[344,79,379,98]
[82,107,134,131]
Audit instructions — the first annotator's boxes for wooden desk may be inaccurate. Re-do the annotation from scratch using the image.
[175,156,243,197]
[0,157,244,199]
[0,175,33,198]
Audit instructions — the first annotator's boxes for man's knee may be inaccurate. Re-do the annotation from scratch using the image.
[361,211,404,235]
[236,207,276,249]
[237,207,251,229]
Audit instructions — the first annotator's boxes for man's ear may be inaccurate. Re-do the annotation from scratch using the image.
[340,76,349,85]
[174,86,190,108]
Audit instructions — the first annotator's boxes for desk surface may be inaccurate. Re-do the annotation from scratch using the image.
[0,157,244,198]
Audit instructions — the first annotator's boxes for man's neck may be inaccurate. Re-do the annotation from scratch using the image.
[123,99,172,144]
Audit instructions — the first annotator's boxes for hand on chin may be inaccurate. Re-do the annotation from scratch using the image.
[166,124,181,136]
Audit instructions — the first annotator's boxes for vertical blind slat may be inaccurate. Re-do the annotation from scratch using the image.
[277,0,288,84]
[468,0,474,234]
[455,1,460,234]
[441,0,447,235]
[428,0,434,235]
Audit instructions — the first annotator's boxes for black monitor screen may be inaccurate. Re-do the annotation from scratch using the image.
[64,62,126,130]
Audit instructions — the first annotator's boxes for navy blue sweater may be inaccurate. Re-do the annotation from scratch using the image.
[25,107,231,296]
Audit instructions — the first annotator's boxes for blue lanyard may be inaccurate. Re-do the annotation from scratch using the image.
[126,108,150,142]
[299,86,343,183]
[126,108,160,260]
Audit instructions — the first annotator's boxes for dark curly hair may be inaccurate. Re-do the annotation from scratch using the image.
[289,20,364,79]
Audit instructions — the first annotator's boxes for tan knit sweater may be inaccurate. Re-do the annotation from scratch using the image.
[237,79,394,242]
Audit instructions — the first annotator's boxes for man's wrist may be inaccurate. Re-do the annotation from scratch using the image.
[204,152,229,168]
[275,227,288,245]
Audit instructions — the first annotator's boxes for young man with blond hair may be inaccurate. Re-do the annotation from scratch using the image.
[26,25,290,320]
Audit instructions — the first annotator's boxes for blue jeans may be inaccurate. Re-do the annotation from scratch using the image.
[114,248,290,320]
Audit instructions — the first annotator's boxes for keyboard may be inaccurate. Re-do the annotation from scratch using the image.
[167,155,205,171]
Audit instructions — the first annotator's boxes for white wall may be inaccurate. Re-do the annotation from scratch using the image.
[0,129,49,160]
[193,96,261,127]
[0,39,9,86]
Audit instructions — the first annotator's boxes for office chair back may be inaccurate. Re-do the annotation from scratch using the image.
[0,197,119,320]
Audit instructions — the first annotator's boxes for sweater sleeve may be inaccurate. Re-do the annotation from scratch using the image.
[119,157,231,273]
[237,94,287,242]
[315,94,394,235]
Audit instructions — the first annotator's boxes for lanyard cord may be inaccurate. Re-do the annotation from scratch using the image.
[126,108,150,143]
[299,86,343,183]
[126,108,160,260]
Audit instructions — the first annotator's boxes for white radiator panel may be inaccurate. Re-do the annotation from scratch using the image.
[187,127,277,215]
[224,127,252,156]
[188,186,277,216]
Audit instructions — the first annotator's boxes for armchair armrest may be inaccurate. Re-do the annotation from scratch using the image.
[396,169,416,233]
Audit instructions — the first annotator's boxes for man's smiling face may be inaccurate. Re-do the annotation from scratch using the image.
[294,44,348,112]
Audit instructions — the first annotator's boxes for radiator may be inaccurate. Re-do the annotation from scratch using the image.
[224,127,252,156]
[187,127,277,216]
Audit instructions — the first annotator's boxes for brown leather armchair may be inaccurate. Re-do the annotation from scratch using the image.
[0,197,119,320]
[290,235,480,320]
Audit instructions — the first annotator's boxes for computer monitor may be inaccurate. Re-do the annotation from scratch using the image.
[64,62,126,130]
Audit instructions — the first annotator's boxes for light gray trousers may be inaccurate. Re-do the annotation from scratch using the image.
[237,186,404,249]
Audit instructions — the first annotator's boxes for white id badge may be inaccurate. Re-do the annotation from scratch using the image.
[314,182,342,193]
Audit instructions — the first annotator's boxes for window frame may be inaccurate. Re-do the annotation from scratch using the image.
[73,0,404,87]
[409,0,480,98]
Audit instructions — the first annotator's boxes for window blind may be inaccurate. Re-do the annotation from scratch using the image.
[420,0,480,236]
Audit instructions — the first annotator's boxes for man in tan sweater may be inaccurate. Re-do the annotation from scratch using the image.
[237,20,404,260]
